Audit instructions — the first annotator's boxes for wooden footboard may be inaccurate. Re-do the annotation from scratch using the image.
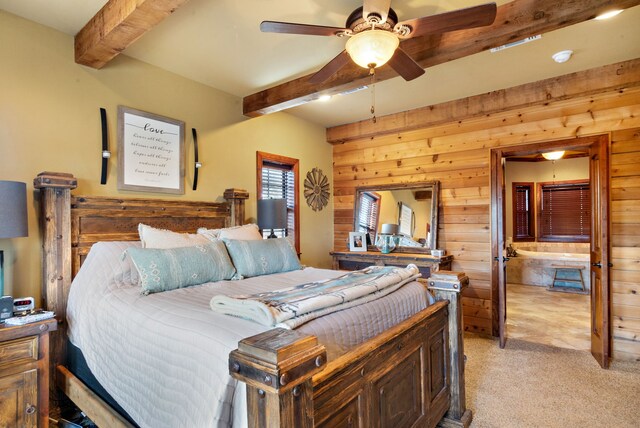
[312,301,450,427]
[230,276,470,428]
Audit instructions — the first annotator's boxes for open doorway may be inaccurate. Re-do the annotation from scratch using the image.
[490,135,611,368]
[504,152,591,350]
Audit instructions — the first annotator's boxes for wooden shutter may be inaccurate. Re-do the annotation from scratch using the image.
[257,151,300,254]
[261,162,294,238]
[538,181,590,241]
[357,192,380,242]
[513,182,534,241]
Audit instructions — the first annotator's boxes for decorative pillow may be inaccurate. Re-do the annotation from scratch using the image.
[198,223,262,241]
[223,238,301,279]
[126,241,236,295]
[139,223,209,249]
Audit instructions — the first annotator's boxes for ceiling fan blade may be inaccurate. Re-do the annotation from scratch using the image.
[387,48,425,81]
[309,50,351,85]
[363,0,391,24]
[396,2,497,38]
[260,21,347,36]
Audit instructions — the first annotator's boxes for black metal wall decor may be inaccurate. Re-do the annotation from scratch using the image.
[304,167,330,211]
[100,107,110,185]
[192,128,201,191]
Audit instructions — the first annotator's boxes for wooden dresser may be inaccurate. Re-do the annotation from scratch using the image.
[0,319,57,428]
[331,251,453,279]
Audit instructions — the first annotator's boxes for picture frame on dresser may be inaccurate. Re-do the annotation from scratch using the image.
[117,106,185,194]
[348,231,367,252]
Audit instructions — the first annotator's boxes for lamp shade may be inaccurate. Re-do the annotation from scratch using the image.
[0,181,28,238]
[257,199,287,230]
[380,223,399,235]
[345,30,399,69]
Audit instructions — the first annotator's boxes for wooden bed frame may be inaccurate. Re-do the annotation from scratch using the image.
[34,172,470,428]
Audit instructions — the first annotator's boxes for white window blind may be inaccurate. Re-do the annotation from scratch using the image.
[261,163,294,239]
[357,192,379,243]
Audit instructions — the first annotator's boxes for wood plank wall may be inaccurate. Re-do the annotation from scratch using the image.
[610,127,640,361]
[330,84,640,361]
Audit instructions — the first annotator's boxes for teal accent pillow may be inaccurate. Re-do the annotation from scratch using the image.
[127,241,236,295]
[223,238,301,278]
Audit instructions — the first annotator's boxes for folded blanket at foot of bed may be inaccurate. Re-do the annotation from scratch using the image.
[210,264,421,328]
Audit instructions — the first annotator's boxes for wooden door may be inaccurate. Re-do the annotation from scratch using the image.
[490,150,507,348]
[589,136,610,368]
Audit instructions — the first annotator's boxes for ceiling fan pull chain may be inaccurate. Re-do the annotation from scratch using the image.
[370,70,377,123]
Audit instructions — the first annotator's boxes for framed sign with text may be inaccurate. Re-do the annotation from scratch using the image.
[117,106,185,194]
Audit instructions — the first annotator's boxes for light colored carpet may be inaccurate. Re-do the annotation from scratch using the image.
[464,334,640,428]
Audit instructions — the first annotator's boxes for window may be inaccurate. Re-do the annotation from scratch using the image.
[512,182,535,242]
[357,192,380,245]
[257,152,299,253]
[537,180,590,242]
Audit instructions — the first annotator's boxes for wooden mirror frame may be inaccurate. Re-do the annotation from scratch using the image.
[354,181,440,253]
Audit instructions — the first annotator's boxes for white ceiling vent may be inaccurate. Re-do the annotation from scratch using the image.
[490,35,542,53]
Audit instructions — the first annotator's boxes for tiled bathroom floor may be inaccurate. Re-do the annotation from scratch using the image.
[506,283,591,350]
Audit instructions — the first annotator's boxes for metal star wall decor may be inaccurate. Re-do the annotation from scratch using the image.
[304,167,330,211]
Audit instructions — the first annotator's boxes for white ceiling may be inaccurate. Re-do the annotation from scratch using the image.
[2,0,639,127]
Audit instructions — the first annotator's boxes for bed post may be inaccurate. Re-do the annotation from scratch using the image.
[224,188,250,226]
[427,271,471,428]
[229,328,326,427]
[33,172,77,401]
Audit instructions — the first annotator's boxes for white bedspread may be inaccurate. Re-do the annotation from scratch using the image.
[67,242,432,428]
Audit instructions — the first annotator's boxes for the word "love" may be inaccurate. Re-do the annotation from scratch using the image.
[144,123,165,134]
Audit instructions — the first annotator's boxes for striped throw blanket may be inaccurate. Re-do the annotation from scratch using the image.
[210,264,420,328]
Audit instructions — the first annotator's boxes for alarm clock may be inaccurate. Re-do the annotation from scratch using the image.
[13,297,35,314]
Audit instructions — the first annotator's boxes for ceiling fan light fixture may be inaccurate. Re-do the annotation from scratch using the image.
[542,151,565,160]
[345,30,399,69]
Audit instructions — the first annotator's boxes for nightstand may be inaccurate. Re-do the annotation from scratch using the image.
[0,319,57,427]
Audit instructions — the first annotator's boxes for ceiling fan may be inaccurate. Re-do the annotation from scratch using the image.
[261,0,497,85]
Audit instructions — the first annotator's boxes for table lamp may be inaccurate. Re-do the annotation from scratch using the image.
[376,223,399,254]
[0,181,28,296]
[257,198,287,239]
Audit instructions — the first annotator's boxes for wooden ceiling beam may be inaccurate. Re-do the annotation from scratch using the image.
[326,58,640,143]
[243,0,640,118]
[75,0,190,69]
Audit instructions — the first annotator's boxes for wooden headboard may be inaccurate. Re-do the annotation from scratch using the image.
[70,196,233,277]
[33,172,249,376]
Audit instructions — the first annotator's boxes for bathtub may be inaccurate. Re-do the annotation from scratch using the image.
[507,243,591,290]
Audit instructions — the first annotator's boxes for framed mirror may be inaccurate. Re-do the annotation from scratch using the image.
[353,181,440,253]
